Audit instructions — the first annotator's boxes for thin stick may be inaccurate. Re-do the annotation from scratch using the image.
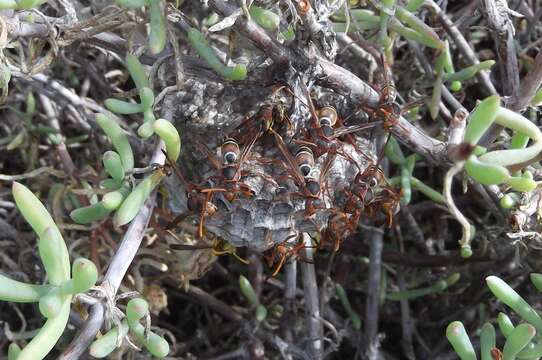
[363,226,384,360]
[300,233,323,360]
[281,261,297,342]
[510,50,542,111]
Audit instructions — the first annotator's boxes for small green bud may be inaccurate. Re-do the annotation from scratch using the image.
[104,99,142,114]
[256,304,268,322]
[500,193,520,209]
[126,298,149,324]
[146,332,170,358]
[62,258,98,294]
[450,81,462,92]
[460,245,472,258]
[102,151,125,183]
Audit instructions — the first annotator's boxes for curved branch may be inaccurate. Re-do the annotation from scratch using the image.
[58,142,165,360]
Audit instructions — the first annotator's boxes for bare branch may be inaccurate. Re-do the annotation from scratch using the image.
[363,226,384,359]
[300,233,323,359]
[58,142,165,360]
[509,50,542,111]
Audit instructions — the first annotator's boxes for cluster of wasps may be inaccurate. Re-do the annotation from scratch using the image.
[164,85,403,277]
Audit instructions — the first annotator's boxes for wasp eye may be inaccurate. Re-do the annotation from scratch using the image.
[299,164,312,177]
[224,151,237,164]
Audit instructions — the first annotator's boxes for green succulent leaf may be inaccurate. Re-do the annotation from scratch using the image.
[480,322,496,360]
[113,170,165,227]
[125,54,150,91]
[89,319,129,358]
[464,95,501,145]
[239,275,260,308]
[95,114,134,172]
[486,276,542,333]
[70,202,112,224]
[0,273,51,302]
[144,332,170,358]
[148,0,167,54]
[498,312,515,338]
[503,324,536,360]
[102,151,125,183]
[17,296,71,360]
[104,99,142,114]
[446,321,477,360]
[153,119,181,162]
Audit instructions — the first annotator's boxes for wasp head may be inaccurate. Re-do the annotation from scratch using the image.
[221,138,240,164]
[295,147,315,177]
[317,106,337,136]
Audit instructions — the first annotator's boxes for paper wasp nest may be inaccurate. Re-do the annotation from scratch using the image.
[163,77,376,252]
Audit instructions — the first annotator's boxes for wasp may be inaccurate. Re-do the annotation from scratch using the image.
[369,54,425,138]
[320,209,359,252]
[197,133,261,203]
[271,130,335,216]
[165,132,260,239]
[349,164,401,227]
[293,105,380,174]
[264,235,314,277]
[162,152,222,239]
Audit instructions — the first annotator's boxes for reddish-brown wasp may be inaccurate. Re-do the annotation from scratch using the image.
[368,54,425,140]
[321,210,357,252]
[197,133,262,203]
[228,85,294,147]
[264,235,314,277]
[165,132,261,239]
[349,164,401,227]
[296,103,381,164]
[162,152,222,239]
[271,129,336,216]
